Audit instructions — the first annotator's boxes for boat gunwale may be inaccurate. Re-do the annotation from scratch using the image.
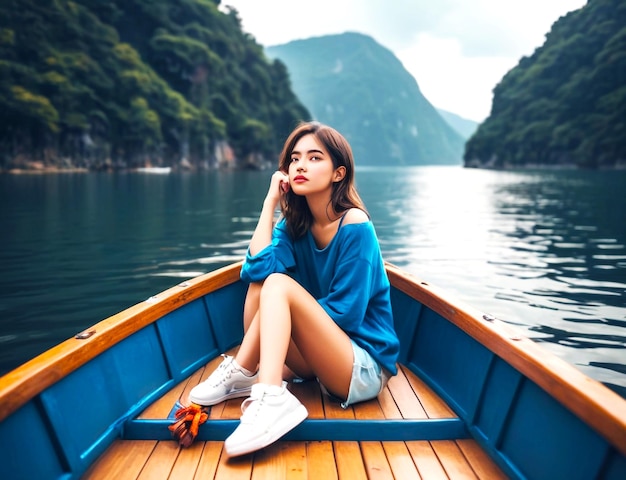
[384,262,626,458]
[0,261,242,422]
[0,260,625,458]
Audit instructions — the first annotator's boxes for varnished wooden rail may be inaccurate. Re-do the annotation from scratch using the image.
[384,262,626,457]
[0,262,244,422]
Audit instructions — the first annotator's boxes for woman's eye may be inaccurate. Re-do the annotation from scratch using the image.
[310,156,320,161]
[290,157,299,163]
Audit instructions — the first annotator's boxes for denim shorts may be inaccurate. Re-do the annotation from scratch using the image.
[321,340,391,409]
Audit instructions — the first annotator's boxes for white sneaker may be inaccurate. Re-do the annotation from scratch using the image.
[189,355,258,406]
[224,382,308,457]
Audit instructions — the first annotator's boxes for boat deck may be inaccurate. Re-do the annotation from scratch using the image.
[83,352,508,479]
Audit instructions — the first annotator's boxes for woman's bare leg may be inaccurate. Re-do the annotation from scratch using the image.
[257,273,354,399]
[243,282,261,332]
[234,283,261,373]
[238,281,315,381]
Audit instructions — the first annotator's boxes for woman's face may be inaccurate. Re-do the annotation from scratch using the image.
[288,134,343,196]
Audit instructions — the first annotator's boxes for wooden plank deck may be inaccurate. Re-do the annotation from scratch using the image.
[83,352,508,479]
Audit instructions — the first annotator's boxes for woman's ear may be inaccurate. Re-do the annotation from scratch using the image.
[333,166,346,182]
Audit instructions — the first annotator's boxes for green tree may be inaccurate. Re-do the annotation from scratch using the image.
[0,0,310,169]
[465,0,626,169]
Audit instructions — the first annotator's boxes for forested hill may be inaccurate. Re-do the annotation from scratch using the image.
[267,33,465,166]
[465,0,626,169]
[0,0,309,171]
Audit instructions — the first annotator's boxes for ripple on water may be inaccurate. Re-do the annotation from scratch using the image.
[1,167,625,394]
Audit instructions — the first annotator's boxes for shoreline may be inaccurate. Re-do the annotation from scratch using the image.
[4,167,91,175]
[4,165,626,174]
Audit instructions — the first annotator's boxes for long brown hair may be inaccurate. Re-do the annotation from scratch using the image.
[278,122,367,239]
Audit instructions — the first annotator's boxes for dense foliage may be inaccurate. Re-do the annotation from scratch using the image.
[0,0,309,169]
[267,33,465,166]
[465,0,626,168]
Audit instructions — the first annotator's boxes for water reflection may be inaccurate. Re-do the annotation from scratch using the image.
[357,166,626,394]
[0,167,625,396]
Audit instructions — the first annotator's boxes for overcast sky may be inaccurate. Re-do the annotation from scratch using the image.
[221,0,586,122]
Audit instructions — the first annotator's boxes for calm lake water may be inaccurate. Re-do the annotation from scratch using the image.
[1,166,625,397]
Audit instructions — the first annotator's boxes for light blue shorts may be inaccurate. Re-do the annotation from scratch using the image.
[322,340,391,409]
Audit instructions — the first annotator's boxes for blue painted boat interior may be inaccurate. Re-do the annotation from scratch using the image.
[1,279,624,480]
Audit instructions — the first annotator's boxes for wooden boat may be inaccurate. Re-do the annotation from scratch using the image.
[134,166,172,174]
[1,261,625,479]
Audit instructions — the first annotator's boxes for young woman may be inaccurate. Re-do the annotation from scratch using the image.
[189,121,400,457]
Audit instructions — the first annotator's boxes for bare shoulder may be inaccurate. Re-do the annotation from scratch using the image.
[341,208,370,226]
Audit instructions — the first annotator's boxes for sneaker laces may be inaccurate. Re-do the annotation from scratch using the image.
[240,388,265,423]
[209,355,236,387]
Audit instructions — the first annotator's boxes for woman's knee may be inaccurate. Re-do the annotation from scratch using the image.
[260,273,293,299]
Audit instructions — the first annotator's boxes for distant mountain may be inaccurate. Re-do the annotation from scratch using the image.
[465,0,626,169]
[266,33,465,166]
[437,110,479,139]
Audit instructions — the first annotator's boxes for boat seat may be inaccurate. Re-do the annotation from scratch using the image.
[122,350,465,441]
[83,352,508,479]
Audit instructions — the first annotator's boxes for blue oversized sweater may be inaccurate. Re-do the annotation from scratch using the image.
[240,217,400,375]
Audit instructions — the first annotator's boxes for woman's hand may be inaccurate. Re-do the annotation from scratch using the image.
[265,170,290,206]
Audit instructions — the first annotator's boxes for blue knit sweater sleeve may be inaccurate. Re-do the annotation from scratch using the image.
[240,219,295,283]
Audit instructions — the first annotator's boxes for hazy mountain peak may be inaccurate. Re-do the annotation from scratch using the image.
[267,32,465,165]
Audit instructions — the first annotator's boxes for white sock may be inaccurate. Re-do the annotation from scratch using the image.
[233,358,256,377]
